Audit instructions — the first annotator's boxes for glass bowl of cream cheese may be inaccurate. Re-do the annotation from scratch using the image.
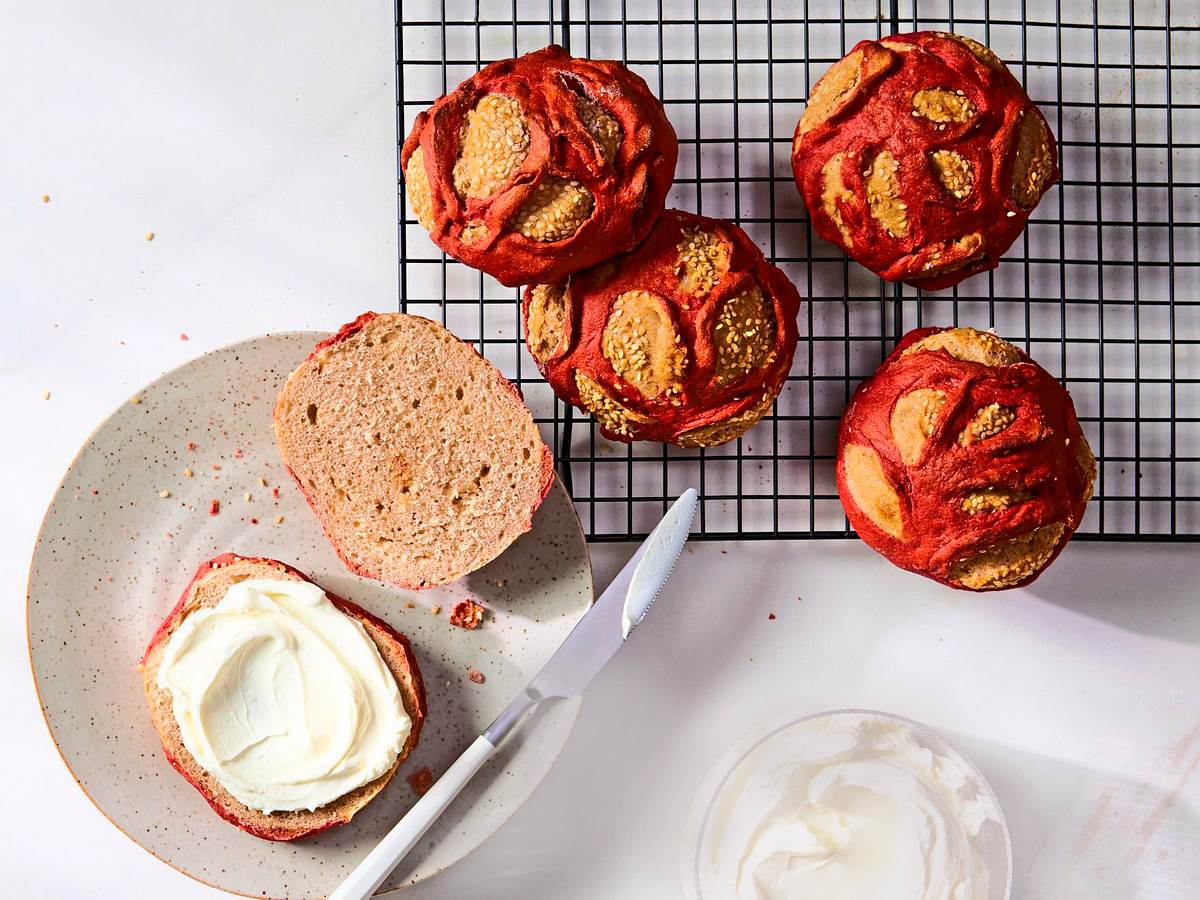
[682,709,1012,900]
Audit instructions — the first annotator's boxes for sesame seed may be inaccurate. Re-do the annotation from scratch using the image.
[159,490,171,498]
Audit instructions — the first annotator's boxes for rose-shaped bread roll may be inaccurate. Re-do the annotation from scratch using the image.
[402,44,677,287]
[523,209,800,447]
[837,327,1095,590]
[792,31,1058,290]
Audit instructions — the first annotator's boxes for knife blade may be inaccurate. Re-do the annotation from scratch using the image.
[328,489,698,900]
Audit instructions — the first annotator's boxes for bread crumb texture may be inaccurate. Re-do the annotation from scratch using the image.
[275,314,550,589]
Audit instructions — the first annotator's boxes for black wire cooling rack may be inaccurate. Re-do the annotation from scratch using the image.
[396,0,1200,541]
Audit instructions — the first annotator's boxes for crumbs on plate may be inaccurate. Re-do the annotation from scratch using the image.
[407,767,434,797]
[450,599,486,630]
[467,668,486,684]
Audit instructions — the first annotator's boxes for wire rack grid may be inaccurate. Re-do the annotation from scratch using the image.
[396,0,1200,542]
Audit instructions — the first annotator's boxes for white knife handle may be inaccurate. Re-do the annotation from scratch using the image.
[328,735,497,900]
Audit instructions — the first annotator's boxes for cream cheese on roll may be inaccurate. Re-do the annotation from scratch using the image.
[701,712,1000,900]
[156,578,411,814]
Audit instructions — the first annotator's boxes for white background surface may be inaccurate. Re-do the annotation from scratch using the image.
[3,2,1198,898]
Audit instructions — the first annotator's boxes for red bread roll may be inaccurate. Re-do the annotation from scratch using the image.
[523,209,801,447]
[792,31,1058,290]
[402,44,677,287]
[837,327,1095,590]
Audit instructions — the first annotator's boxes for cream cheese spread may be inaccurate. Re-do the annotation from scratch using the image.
[156,578,411,814]
[699,712,1001,900]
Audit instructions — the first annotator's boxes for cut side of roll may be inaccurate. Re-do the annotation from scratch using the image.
[274,312,554,589]
[139,553,426,841]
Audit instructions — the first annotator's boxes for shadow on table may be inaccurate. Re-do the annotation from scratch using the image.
[945,727,1200,899]
[1024,542,1200,645]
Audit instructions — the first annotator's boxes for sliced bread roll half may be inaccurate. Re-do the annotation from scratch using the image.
[274,312,555,589]
[139,553,426,841]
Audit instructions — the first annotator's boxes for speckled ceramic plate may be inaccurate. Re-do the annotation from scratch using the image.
[27,332,592,899]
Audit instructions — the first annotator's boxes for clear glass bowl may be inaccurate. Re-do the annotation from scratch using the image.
[680,709,1013,900]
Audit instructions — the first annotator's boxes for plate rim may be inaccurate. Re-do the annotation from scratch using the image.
[25,329,594,898]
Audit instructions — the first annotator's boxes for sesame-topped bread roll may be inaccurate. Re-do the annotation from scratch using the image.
[402,44,678,287]
[792,31,1058,290]
[523,209,801,447]
[837,327,1095,590]
[274,313,554,589]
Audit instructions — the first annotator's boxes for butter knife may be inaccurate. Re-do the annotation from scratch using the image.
[329,488,699,900]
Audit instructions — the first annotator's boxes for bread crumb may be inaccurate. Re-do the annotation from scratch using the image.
[233,448,244,459]
[468,668,486,684]
[159,490,171,499]
[145,231,155,241]
[208,499,220,516]
[42,389,51,400]
[259,477,268,487]
[129,395,142,405]
[274,515,284,524]
[183,468,193,477]
[180,333,189,341]
[430,605,442,615]
[271,486,280,499]
[450,599,486,630]
[243,492,252,502]
[212,463,221,471]
[186,441,196,451]
[407,767,434,796]
[405,601,416,609]
[41,194,50,203]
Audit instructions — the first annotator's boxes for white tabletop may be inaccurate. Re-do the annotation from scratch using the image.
[3,2,1198,897]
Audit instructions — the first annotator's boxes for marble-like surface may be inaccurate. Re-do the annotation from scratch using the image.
[3,1,1197,898]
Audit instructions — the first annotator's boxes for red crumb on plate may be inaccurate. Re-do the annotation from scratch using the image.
[186,441,196,451]
[232,448,243,459]
[467,668,486,684]
[208,499,220,516]
[271,486,280,499]
[450,599,486,630]
[180,333,189,341]
[407,767,434,796]
[768,613,776,621]
[249,518,258,525]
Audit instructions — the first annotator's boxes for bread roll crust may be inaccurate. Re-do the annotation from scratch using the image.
[837,327,1094,590]
[402,44,678,287]
[523,210,800,447]
[792,31,1058,290]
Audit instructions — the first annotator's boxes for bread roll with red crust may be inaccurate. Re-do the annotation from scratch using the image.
[402,44,678,287]
[523,209,801,447]
[792,31,1058,290]
[139,554,426,841]
[837,327,1095,590]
